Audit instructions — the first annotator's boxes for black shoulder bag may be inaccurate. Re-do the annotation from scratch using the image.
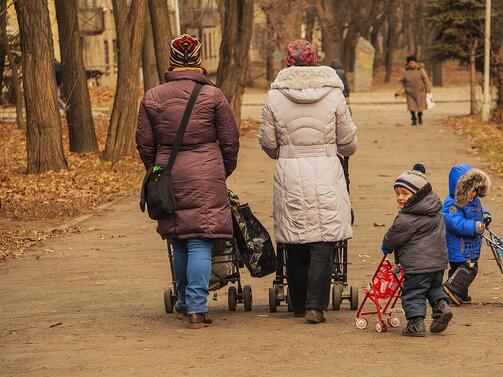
[140,82,203,220]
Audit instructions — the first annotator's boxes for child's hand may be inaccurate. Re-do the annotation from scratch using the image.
[476,221,485,234]
[483,214,492,227]
[381,244,392,255]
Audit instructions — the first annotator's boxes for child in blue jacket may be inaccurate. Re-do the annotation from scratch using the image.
[442,164,491,306]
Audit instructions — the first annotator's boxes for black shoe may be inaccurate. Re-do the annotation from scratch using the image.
[411,119,417,126]
[443,285,462,306]
[401,318,426,337]
[463,295,472,304]
[430,300,453,333]
[188,313,213,329]
[305,309,326,324]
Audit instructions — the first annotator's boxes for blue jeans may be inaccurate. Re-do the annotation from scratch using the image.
[171,238,212,315]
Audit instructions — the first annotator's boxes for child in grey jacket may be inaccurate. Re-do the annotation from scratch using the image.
[381,164,453,336]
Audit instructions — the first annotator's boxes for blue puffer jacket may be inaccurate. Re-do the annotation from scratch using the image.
[442,164,491,263]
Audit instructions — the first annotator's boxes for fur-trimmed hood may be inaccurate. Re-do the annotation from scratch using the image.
[271,66,344,104]
[448,164,491,208]
[272,65,344,90]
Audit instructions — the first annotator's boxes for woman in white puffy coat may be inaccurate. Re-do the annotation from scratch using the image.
[258,40,357,324]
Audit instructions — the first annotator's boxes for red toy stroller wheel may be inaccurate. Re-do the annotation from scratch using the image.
[355,317,368,330]
[375,321,388,333]
[388,316,400,328]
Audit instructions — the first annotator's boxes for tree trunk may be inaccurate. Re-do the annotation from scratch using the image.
[103,0,146,164]
[216,0,254,125]
[469,42,478,115]
[0,0,7,98]
[15,0,67,173]
[384,0,398,83]
[55,0,99,153]
[432,60,443,87]
[316,0,347,64]
[1,28,24,129]
[142,6,159,91]
[149,0,171,83]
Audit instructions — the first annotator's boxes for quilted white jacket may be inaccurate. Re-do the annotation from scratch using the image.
[258,65,357,243]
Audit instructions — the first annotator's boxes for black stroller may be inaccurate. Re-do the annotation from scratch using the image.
[268,155,359,312]
[164,240,253,313]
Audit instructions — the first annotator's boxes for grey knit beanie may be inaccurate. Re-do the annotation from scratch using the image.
[394,164,428,194]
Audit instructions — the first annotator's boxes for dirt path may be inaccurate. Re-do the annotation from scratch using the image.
[1,92,503,377]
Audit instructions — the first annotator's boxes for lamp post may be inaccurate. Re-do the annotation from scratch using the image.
[481,0,492,122]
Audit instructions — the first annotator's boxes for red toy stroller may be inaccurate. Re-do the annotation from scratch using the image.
[355,255,404,333]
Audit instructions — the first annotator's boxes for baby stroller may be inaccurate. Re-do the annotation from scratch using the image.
[355,255,404,333]
[484,227,503,274]
[268,155,359,312]
[163,240,253,313]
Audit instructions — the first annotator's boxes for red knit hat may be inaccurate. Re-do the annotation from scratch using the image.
[285,40,318,67]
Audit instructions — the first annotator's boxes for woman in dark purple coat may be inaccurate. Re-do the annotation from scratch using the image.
[136,34,239,329]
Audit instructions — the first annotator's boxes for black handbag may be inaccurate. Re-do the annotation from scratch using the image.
[140,82,203,220]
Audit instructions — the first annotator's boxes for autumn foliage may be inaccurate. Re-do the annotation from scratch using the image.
[0,119,144,260]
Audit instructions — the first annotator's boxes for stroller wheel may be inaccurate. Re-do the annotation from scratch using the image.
[228,286,237,311]
[388,316,400,328]
[349,286,359,311]
[332,284,343,311]
[164,288,174,314]
[375,321,388,333]
[355,317,368,330]
[268,287,277,313]
[243,285,253,311]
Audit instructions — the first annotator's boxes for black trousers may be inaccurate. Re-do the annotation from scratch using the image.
[401,271,448,320]
[285,242,334,312]
[445,261,478,300]
[410,111,423,120]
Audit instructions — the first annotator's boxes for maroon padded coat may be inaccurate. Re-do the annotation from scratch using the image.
[136,70,239,240]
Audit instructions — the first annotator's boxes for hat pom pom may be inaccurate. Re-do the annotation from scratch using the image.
[413,163,426,174]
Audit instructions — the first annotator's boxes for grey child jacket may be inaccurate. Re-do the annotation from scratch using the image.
[383,183,448,274]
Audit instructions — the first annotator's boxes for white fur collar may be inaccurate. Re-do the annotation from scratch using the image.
[271,66,344,90]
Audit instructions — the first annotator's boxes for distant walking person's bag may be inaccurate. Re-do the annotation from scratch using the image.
[229,191,276,278]
[426,92,435,109]
[140,83,203,220]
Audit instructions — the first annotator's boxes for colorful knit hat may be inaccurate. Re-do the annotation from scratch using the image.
[285,40,318,67]
[169,34,202,69]
[394,163,428,194]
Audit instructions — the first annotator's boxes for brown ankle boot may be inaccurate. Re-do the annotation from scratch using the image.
[305,309,326,324]
[188,313,213,329]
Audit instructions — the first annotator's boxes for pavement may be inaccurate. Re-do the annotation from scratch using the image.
[1,87,503,377]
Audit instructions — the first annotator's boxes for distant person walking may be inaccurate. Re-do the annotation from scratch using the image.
[136,34,239,329]
[259,40,357,324]
[397,55,432,126]
[329,58,350,99]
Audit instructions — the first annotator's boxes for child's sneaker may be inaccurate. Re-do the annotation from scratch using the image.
[430,300,453,333]
[401,318,426,337]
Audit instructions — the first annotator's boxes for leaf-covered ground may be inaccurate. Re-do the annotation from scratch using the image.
[0,119,144,260]
[444,115,503,177]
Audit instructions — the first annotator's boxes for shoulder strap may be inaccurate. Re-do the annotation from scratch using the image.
[166,82,203,171]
